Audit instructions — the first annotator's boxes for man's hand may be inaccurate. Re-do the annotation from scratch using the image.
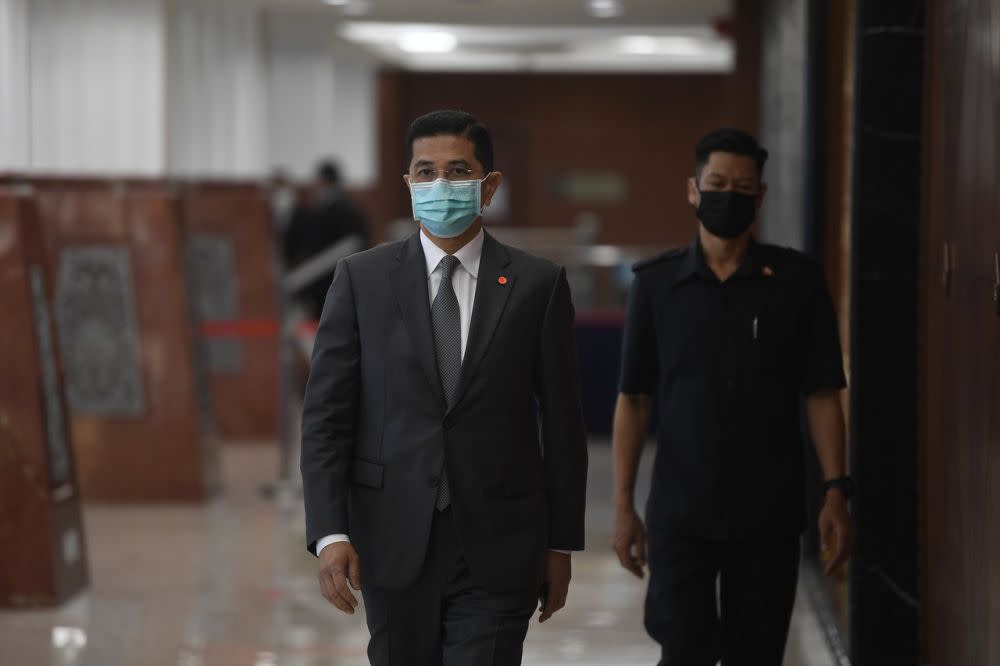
[612,507,647,578]
[538,551,572,623]
[818,490,852,576]
[318,541,362,614]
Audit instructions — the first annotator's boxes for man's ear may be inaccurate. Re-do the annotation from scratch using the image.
[402,174,411,188]
[687,177,700,207]
[482,171,503,207]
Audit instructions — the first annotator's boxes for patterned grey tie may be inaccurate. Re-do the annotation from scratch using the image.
[431,255,462,510]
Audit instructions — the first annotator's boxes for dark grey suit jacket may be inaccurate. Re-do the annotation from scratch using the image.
[300,230,588,594]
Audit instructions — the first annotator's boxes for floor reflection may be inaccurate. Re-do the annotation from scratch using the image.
[0,443,838,665]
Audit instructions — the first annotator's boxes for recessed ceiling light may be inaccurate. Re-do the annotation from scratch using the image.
[323,0,349,5]
[619,36,703,56]
[587,0,622,19]
[398,31,458,54]
[619,36,657,54]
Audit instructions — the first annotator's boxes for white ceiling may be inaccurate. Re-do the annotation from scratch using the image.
[256,0,735,72]
[262,0,731,26]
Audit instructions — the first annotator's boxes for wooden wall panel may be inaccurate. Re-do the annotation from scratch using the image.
[922,0,1000,663]
[364,4,761,249]
[0,191,88,606]
[393,73,742,248]
[362,11,759,248]
[180,183,280,442]
[31,181,219,501]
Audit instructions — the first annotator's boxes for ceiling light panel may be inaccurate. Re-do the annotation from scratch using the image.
[338,22,733,73]
[397,31,458,53]
[587,0,622,19]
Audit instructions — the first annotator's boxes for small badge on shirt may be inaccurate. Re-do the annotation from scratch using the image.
[498,275,508,285]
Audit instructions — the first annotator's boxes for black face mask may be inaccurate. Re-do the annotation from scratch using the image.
[696,190,757,239]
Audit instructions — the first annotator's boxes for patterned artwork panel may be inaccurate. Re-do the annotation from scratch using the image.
[55,246,145,416]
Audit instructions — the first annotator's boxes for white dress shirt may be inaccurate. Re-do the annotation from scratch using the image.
[316,229,483,557]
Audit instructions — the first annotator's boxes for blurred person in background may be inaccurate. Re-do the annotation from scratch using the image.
[267,167,298,238]
[611,128,853,666]
[283,160,369,319]
[300,110,588,666]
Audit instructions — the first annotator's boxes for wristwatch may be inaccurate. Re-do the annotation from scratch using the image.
[822,476,855,499]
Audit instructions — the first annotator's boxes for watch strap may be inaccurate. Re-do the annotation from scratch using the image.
[823,476,855,499]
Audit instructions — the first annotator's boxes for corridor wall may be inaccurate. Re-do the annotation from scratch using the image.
[922,0,1000,663]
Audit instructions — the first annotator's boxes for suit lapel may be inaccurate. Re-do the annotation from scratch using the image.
[451,232,513,413]
[390,232,446,409]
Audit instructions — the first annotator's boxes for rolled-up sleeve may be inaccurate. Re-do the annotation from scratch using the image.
[619,271,658,395]
[797,264,847,395]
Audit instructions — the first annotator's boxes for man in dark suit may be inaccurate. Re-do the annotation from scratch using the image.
[300,110,588,665]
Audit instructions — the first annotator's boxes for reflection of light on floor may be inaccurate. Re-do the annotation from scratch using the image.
[558,629,589,658]
[284,625,316,647]
[585,609,616,627]
[52,625,87,662]
[176,649,202,666]
[253,650,277,666]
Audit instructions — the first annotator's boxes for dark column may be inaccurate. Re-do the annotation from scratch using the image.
[848,1,924,663]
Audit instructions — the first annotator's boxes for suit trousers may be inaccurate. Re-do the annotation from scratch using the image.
[361,508,537,666]
[644,524,801,666]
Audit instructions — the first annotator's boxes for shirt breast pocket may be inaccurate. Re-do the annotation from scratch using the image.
[657,314,709,379]
[749,308,796,381]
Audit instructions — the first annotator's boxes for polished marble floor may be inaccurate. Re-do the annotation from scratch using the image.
[0,443,838,666]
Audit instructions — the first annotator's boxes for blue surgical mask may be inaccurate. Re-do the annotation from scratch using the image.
[410,176,487,238]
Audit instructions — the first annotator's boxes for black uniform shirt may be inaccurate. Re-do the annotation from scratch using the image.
[619,237,846,540]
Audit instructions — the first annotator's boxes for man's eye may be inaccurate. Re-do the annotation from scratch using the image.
[417,168,432,177]
[449,167,470,176]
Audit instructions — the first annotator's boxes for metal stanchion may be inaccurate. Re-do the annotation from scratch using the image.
[270,235,364,497]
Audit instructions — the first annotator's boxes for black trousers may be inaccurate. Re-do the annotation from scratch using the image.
[360,508,537,666]
[644,524,801,666]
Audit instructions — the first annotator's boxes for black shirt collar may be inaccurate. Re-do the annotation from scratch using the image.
[674,236,764,286]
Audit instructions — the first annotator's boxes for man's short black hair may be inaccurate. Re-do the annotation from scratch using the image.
[695,128,768,179]
[406,110,494,173]
[316,160,340,185]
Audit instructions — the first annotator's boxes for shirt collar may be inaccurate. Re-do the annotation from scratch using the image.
[674,236,763,286]
[420,228,484,279]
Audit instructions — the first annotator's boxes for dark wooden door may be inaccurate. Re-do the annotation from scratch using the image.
[922,0,1000,664]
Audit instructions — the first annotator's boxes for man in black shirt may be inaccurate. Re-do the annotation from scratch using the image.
[283,161,370,319]
[611,128,852,666]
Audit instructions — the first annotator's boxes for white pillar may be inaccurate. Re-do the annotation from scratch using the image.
[166,0,268,178]
[27,0,167,175]
[264,12,377,187]
[0,0,30,172]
